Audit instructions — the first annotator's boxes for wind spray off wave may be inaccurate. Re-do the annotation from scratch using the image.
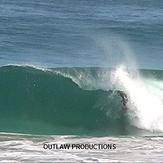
[114,65,163,132]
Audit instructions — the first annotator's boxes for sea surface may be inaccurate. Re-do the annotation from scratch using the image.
[0,0,163,162]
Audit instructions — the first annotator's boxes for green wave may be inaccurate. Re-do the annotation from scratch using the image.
[0,65,161,136]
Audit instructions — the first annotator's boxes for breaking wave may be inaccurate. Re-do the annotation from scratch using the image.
[0,65,162,136]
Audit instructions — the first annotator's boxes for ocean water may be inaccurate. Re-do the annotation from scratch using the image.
[0,0,163,162]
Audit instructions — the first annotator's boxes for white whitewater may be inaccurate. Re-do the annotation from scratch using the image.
[113,65,163,132]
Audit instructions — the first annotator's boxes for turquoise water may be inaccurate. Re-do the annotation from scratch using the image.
[0,65,162,136]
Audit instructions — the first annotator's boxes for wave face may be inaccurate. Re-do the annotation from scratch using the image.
[0,65,163,136]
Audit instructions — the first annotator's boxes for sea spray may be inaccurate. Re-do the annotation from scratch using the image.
[114,65,163,132]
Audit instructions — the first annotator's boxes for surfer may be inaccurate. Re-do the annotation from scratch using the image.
[117,90,128,112]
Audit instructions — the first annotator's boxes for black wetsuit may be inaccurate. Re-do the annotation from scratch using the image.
[117,91,128,111]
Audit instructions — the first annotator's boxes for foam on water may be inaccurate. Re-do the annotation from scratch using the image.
[0,133,163,162]
[114,65,163,132]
